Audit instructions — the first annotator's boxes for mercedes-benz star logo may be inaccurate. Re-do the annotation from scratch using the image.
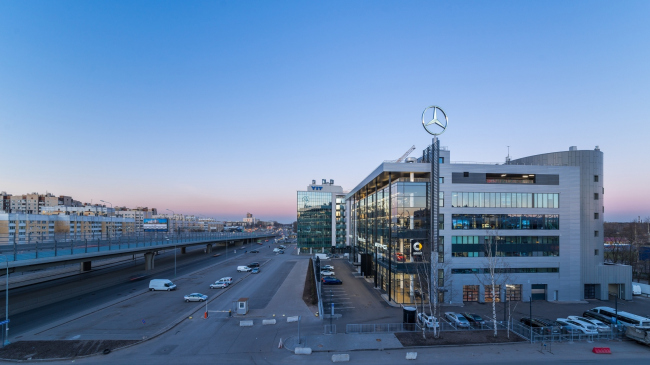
[422,106,448,136]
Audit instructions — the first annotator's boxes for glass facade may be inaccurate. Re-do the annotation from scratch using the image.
[350,174,432,305]
[451,192,559,209]
[451,235,560,257]
[297,191,332,253]
[452,214,559,230]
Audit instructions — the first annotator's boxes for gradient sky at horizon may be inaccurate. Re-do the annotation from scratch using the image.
[1,1,648,223]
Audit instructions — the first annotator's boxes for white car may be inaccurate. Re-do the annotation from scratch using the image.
[184,293,208,302]
[417,313,439,329]
[560,318,598,334]
[273,248,282,253]
[445,312,470,328]
[218,277,233,285]
[237,266,252,272]
[567,316,610,333]
[320,270,335,276]
[322,265,334,271]
[210,281,228,289]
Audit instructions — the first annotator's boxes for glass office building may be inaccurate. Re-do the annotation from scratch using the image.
[297,181,346,254]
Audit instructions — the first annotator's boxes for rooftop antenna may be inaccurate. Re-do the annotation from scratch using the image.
[506,146,511,164]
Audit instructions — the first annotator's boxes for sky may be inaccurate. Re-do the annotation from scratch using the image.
[0,0,648,223]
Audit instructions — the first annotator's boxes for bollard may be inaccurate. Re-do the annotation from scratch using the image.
[262,319,276,325]
[406,352,418,360]
[331,354,350,362]
[294,347,312,355]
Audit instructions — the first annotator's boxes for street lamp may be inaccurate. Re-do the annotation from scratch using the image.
[166,209,176,238]
[100,200,112,239]
[0,255,9,345]
[166,209,176,278]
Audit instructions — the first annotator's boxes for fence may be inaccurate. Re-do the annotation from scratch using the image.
[346,323,418,334]
[510,322,626,343]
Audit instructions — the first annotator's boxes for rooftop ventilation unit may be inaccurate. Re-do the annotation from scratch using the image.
[569,146,577,151]
[405,157,417,163]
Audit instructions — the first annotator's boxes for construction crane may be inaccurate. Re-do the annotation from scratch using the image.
[395,145,416,163]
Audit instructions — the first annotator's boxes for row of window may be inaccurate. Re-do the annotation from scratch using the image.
[451,192,559,209]
[451,236,559,245]
[452,214,559,230]
[463,284,522,302]
[451,267,559,274]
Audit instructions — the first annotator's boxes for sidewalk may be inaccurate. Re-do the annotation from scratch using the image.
[283,333,404,352]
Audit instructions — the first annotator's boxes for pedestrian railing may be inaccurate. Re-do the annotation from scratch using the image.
[346,323,418,334]
[512,322,626,343]
[324,324,336,334]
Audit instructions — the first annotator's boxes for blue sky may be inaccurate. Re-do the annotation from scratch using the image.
[1,0,648,223]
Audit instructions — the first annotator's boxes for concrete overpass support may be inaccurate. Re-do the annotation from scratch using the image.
[144,252,155,270]
[181,247,186,254]
[206,244,212,253]
[80,261,91,272]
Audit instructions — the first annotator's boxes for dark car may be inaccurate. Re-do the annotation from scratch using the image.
[250,249,259,253]
[248,262,260,268]
[462,313,486,326]
[322,277,342,285]
[277,250,284,254]
[520,317,560,335]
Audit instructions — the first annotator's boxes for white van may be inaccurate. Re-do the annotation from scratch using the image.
[219,277,233,284]
[314,254,328,261]
[237,266,252,272]
[633,284,642,296]
[149,279,176,291]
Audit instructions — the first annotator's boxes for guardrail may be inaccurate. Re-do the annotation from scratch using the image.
[0,231,275,262]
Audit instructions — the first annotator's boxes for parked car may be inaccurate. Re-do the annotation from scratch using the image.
[394,253,406,262]
[248,262,260,268]
[557,318,598,334]
[320,270,335,276]
[273,248,282,253]
[322,265,334,271]
[567,316,611,333]
[279,245,286,249]
[210,281,228,289]
[445,312,470,328]
[417,313,439,329]
[322,277,342,285]
[184,293,208,302]
[250,249,259,253]
[554,318,583,335]
[461,313,486,326]
[520,317,560,335]
[237,266,252,272]
[251,267,260,274]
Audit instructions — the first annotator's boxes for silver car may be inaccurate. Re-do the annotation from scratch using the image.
[445,312,470,328]
[210,281,228,289]
[184,293,208,302]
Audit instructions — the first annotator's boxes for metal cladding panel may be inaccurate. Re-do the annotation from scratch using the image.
[534,174,560,185]
[451,172,486,184]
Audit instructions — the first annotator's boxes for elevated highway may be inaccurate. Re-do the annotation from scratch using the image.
[0,232,276,274]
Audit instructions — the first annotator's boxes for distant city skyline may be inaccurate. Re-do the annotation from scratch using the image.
[1,1,648,224]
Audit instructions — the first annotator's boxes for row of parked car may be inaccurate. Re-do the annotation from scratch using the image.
[320,265,342,285]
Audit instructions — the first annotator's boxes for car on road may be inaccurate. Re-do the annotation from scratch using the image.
[129,274,146,282]
[320,270,335,276]
[322,265,334,271]
[184,293,208,302]
[237,266,252,272]
[417,313,439,329]
[250,249,259,253]
[461,313,486,327]
[322,277,342,285]
[248,262,260,268]
[277,250,284,254]
[273,248,282,253]
[218,277,233,284]
[149,279,176,291]
[567,316,611,333]
[251,267,260,274]
[210,281,228,289]
[445,312,470,328]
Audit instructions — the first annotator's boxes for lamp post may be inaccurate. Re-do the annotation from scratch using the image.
[100,200,112,239]
[166,209,176,238]
[0,255,9,345]
[166,209,176,278]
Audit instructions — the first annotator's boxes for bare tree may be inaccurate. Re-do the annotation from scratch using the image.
[473,230,511,337]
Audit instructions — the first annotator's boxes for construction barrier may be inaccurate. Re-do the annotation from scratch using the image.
[262,319,276,325]
[240,320,254,327]
[295,347,312,355]
[592,347,612,354]
[406,352,418,360]
[331,354,350,362]
[287,316,299,323]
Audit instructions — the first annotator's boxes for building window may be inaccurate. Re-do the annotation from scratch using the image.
[506,284,522,301]
[463,285,479,302]
[439,157,444,164]
[463,172,469,177]
[594,175,599,182]
[484,285,501,302]
[594,230,599,237]
[594,212,599,219]
[594,249,599,256]
[438,236,444,263]
[439,191,444,207]
[594,193,599,200]
[438,214,444,230]
[439,177,444,184]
